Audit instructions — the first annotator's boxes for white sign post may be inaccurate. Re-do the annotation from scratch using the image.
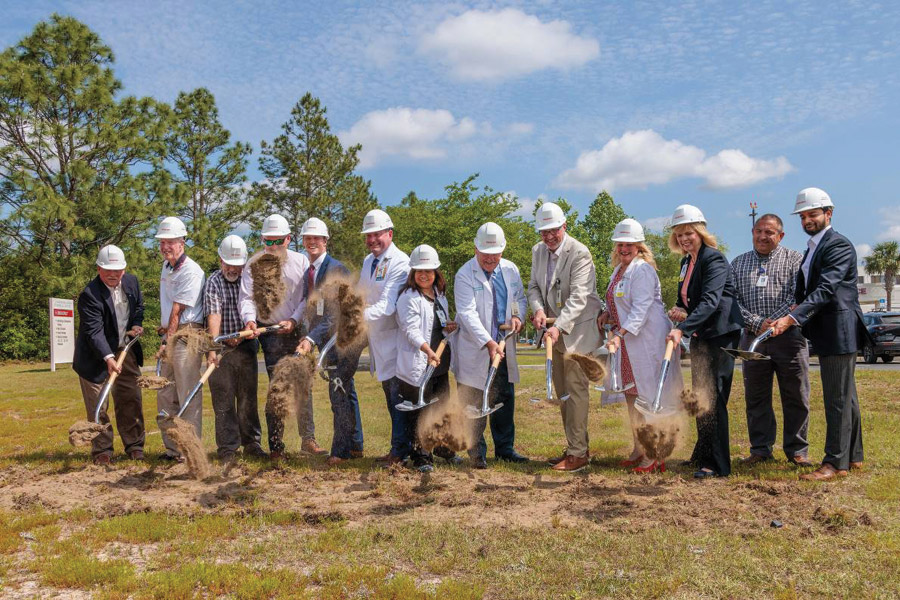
[49,298,75,372]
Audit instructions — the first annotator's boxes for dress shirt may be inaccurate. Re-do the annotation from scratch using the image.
[102,282,130,360]
[730,244,802,333]
[801,226,832,282]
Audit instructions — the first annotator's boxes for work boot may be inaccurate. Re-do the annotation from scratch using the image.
[93,453,112,466]
[128,449,145,461]
[552,454,588,472]
[301,439,327,455]
[244,445,269,459]
[470,456,488,470]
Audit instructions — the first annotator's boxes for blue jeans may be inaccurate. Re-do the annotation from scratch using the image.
[327,349,364,458]
[382,377,410,458]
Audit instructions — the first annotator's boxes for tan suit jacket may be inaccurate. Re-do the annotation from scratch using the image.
[527,234,603,354]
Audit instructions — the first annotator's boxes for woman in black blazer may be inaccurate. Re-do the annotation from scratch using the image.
[665,205,743,478]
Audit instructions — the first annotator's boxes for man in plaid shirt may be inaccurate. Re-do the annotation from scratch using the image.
[205,235,267,461]
[730,214,811,466]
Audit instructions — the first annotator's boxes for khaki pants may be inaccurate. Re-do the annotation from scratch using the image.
[552,336,591,458]
[79,350,144,457]
[156,330,203,457]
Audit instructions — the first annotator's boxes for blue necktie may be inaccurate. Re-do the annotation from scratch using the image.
[489,271,499,340]
[370,257,379,278]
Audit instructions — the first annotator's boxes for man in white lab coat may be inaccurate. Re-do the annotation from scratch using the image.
[359,209,411,465]
[455,222,529,469]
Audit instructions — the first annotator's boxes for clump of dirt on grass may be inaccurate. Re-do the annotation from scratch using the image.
[680,389,711,417]
[417,392,474,453]
[68,421,109,447]
[567,353,606,382]
[266,354,316,420]
[159,417,210,479]
[136,375,172,390]
[250,252,285,323]
[636,419,681,460]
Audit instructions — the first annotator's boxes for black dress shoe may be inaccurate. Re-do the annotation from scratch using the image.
[497,451,529,463]
[471,457,488,469]
[693,468,719,479]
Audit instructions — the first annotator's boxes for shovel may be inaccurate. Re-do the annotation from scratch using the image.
[214,324,283,344]
[396,338,448,412]
[722,328,774,361]
[315,334,338,381]
[466,327,514,419]
[634,339,679,419]
[93,333,143,423]
[596,342,635,394]
[158,360,217,421]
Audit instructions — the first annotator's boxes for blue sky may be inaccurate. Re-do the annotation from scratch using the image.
[3,1,899,259]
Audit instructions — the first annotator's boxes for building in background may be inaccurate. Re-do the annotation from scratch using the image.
[857,265,900,311]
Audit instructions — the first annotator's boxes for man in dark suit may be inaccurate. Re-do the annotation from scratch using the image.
[295,217,364,465]
[73,245,145,464]
[772,187,865,481]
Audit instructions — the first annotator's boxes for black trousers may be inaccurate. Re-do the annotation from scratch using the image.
[208,339,262,458]
[398,372,451,464]
[458,357,517,461]
[741,328,811,459]
[689,331,739,476]
[818,353,864,470]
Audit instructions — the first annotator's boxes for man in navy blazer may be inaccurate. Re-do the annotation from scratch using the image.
[73,245,145,464]
[772,188,865,481]
[296,218,364,464]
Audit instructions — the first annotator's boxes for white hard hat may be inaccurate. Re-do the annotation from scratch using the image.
[218,235,248,266]
[96,245,126,270]
[300,217,330,238]
[611,218,645,243]
[671,204,706,227]
[475,222,507,254]
[261,214,291,237]
[409,244,441,270]
[360,209,394,234]
[535,202,566,231]
[155,216,187,239]
[792,187,834,214]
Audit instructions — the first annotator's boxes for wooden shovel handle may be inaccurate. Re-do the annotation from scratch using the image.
[429,339,447,367]
[199,361,217,384]
[663,339,675,361]
[545,335,553,360]
[491,338,508,369]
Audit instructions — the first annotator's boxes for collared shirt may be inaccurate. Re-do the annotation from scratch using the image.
[203,270,243,337]
[105,283,129,347]
[238,249,309,325]
[731,244,802,333]
[801,226,832,282]
[310,252,327,280]
[160,254,205,326]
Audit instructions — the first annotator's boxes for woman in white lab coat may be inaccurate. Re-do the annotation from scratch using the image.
[598,219,683,473]
[395,245,458,471]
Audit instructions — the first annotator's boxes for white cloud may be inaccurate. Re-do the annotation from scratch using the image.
[504,191,545,220]
[419,8,599,81]
[876,207,900,242]
[855,243,873,259]
[339,107,532,168]
[642,215,671,233]
[554,129,794,192]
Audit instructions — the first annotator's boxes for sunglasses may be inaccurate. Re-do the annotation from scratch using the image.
[263,238,287,246]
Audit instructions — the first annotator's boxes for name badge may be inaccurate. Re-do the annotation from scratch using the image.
[615,281,626,298]
[679,263,688,282]
[375,259,389,281]
[316,298,325,316]
[511,303,519,317]
[474,284,484,292]
[556,288,562,309]
[756,275,768,288]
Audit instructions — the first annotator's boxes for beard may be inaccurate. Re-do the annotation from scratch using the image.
[223,271,241,283]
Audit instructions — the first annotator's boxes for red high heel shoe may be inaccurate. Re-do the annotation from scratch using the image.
[632,460,665,474]
[620,454,645,468]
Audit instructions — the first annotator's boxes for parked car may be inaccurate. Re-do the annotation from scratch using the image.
[860,311,900,364]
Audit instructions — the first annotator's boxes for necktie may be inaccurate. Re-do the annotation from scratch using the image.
[489,271,499,340]
[370,257,379,278]
[306,265,315,295]
[545,250,555,298]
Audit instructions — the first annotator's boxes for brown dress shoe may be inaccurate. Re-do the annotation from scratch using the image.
[788,455,814,467]
[93,453,112,466]
[326,456,345,467]
[547,453,567,466]
[740,454,772,465]
[350,450,364,459]
[800,463,848,481]
[375,453,404,467]
[552,454,589,472]
[301,439,328,455]
[849,461,864,470]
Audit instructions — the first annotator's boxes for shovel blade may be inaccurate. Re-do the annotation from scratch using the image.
[396,401,425,412]
[722,347,770,361]
[465,402,504,419]
[633,397,679,419]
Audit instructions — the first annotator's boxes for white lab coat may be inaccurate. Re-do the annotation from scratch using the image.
[605,258,683,406]
[395,288,452,388]
[453,257,527,390]
[360,243,410,381]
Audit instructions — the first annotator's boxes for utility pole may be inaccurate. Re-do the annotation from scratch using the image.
[749,202,758,227]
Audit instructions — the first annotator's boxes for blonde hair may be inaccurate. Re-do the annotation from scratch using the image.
[611,242,657,270]
[668,223,718,255]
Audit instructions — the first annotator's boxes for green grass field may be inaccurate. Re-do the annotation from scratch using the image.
[0,348,898,599]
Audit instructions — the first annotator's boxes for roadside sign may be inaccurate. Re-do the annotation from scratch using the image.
[49,298,75,372]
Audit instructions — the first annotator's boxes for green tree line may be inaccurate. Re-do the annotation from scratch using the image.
[0,15,679,360]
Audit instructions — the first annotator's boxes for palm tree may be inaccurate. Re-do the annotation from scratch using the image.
[864,241,900,310]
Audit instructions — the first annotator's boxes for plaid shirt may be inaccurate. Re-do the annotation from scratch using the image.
[203,270,243,336]
[730,244,803,334]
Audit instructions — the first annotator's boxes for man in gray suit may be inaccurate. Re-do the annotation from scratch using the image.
[528,202,603,472]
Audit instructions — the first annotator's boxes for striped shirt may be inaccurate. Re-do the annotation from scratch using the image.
[204,270,243,337]
[730,244,803,334]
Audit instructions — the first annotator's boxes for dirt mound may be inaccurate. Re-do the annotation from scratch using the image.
[266,354,316,420]
[136,375,172,390]
[417,392,474,452]
[68,421,109,447]
[680,389,711,417]
[158,417,210,480]
[567,353,606,382]
[250,253,285,323]
[636,420,681,460]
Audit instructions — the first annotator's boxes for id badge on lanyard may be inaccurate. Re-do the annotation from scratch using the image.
[756,264,768,287]
[679,263,688,282]
[615,280,626,298]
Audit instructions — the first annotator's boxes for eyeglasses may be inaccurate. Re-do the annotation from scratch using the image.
[263,238,287,246]
[540,227,564,237]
